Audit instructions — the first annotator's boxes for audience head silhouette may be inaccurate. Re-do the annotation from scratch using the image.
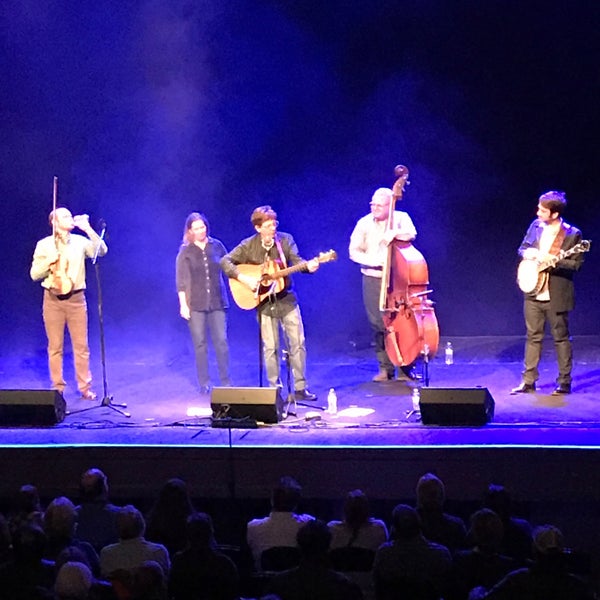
[532,524,563,557]
[271,476,302,512]
[117,505,145,540]
[44,496,77,539]
[391,504,421,540]
[297,519,331,559]
[343,489,370,528]
[468,508,505,553]
[416,472,445,511]
[79,467,109,502]
[186,511,217,550]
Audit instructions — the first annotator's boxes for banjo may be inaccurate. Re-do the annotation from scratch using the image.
[517,239,591,295]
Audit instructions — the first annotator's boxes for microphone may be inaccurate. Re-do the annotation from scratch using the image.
[97,218,107,231]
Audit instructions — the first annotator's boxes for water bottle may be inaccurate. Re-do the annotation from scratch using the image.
[411,387,420,412]
[327,388,338,415]
[445,341,454,365]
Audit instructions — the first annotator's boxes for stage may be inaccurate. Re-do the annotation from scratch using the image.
[1,334,600,586]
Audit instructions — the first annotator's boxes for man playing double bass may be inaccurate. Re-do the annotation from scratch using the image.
[349,187,417,382]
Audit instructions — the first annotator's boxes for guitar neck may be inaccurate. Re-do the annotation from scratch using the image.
[270,260,310,280]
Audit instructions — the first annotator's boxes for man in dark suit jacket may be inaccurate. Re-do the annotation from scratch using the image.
[512,190,586,396]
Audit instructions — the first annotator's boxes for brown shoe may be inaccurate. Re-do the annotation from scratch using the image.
[372,369,393,382]
[510,382,536,395]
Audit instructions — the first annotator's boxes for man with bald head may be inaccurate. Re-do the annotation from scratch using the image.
[349,187,417,382]
[31,207,107,401]
[75,468,121,553]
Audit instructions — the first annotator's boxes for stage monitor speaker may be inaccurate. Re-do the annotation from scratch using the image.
[0,389,66,426]
[211,386,283,425]
[419,387,494,426]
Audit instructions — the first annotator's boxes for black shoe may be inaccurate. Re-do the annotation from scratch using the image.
[552,384,571,395]
[397,366,417,381]
[510,382,536,394]
[295,388,317,401]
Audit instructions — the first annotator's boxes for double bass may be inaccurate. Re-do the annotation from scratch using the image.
[379,165,439,367]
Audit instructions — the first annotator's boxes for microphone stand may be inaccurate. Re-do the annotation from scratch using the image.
[71,224,130,418]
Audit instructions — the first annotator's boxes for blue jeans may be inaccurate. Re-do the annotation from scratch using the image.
[260,305,307,390]
[188,310,231,388]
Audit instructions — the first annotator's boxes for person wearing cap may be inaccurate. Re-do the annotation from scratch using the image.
[469,524,594,599]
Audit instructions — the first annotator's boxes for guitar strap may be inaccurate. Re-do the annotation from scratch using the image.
[274,236,288,268]
[548,224,566,257]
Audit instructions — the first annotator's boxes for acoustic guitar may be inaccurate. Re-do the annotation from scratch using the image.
[229,249,337,309]
[517,239,590,295]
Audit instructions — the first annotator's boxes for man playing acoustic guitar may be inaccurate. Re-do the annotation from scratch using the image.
[512,190,587,396]
[220,205,319,401]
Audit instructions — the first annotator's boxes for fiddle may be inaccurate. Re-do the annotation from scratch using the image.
[380,164,439,367]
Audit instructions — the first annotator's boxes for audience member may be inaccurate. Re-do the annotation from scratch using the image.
[469,524,595,600]
[373,503,453,600]
[54,561,93,600]
[100,505,170,580]
[481,483,533,564]
[328,489,388,551]
[133,560,167,600]
[451,509,516,600]
[76,467,121,553]
[246,476,315,571]
[267,519,363,600]
[416,472,467,553]
[0,524,55,600]
[169,512,239,600]
[145,478,196,558]
[8,483,45,538]
[43,496,101,576]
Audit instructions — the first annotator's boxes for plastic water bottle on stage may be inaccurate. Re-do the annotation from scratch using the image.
[411,387,420,412]
[327,388,338,415]
[445,341,454,365]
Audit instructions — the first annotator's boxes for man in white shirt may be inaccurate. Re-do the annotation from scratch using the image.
[246,476,314,571]
[349,187,417,382]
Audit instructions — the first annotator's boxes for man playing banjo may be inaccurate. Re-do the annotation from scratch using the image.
[511,190,588,396]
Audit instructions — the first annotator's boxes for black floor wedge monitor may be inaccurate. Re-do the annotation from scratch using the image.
[419,387,495,425]
[211,386,283,426]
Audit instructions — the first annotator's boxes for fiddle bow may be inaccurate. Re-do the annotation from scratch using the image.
[48,176,74,295]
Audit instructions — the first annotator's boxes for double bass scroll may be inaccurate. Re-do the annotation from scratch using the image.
[380,164,439,367]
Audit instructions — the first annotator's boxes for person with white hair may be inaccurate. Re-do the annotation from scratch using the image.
[349,186,417,382]
[54,561,93,600]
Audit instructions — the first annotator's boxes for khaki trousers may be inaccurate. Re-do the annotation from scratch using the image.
[43,289,92,394]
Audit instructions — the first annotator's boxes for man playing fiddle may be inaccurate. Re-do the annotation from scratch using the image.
[30,207,107,400]
[220,205,319,400]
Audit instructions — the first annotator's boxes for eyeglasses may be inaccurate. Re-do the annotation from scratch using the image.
[261,220,279,229]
